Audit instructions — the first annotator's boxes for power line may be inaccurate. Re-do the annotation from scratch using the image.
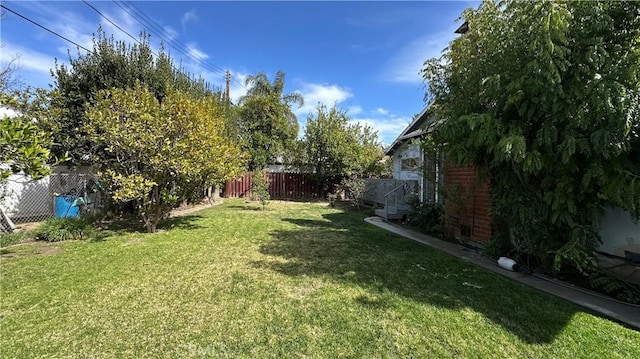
[118,0,235,80]
[122,0,244,88]
[82,0,215,90]
[82,0,141,46]
[121,1,214,67]
[113,0,248,92]
[120,1,179,47]
[0,4,92,52]
[112,0,222,76]
[1,1,248,95]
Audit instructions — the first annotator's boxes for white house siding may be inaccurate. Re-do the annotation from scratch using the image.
[1,106,53,222]
[598,206,640,285]
[599,206,640,258]
[0,166,96,224]
[0,172,52,222]
[392,143,423,201]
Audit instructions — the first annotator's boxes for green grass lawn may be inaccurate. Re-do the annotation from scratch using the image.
[1,200,639,358]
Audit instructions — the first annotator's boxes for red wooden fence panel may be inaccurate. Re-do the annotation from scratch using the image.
[224,172,319,199]
[224,172,252,198]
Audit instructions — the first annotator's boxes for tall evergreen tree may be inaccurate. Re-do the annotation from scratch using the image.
[237,71,303,170]
[49,27,216,164]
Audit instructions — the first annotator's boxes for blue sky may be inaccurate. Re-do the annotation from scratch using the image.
[1,0,476,144]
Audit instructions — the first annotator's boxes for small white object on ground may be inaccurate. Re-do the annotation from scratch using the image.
[498,257,519,272]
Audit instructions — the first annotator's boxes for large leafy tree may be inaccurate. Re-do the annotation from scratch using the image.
[423,1,640,272]
[237,71,303,170]
[0,91,52,183]
[50,28,214,164]
[1,89,59,232]
[85,83,244,232]
[299,104,384,196]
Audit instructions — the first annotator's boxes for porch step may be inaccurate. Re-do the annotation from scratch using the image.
[375,208,409,220]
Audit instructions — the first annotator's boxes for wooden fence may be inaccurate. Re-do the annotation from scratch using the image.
[224,172,320,199]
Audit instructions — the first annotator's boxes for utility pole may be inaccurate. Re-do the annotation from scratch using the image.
[225,70,231,103]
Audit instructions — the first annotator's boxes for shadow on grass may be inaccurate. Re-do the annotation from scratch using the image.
[0,247,16,256]
[226,204,266,211]
[96,214,206,235]
[158,214,207,231]
[0,214,207,252]
[257,211,577,344]
[270,197,325,203]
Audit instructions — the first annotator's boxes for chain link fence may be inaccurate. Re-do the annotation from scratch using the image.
[0,172,105,232]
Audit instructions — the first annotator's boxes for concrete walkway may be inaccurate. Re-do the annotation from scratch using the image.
[365,216,640,331]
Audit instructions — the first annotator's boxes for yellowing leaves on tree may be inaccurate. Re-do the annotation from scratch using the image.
[85,82,244,232]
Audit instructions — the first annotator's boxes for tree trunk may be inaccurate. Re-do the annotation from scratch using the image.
[143,207,164,233]
[145,222,157,233]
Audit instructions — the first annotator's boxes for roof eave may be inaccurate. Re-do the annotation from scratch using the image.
[384,101,436,156]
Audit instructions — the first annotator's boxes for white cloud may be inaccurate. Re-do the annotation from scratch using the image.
[0,42,57,74]
[46,6,146,55]
[181,9,199,30]
[294,83,353,118]
[106,7,138,33]
[186,43,209,61]
[2,2,229,93]
[384,29,456,84]
[347,105,363,116]
[374,107,389,115]
[289,82,412,144]
[163,26,179,41]
[51,19,94,52]
[95,7,208,70]
[351,115,412,146]
[228,71,249,103]
[7,2,94,52]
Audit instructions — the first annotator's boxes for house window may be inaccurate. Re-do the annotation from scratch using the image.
[401,157,419,171]
[423,150,444,204]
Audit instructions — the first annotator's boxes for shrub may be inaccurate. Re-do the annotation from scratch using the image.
[589,272,640,305]
[36,217,90,242]
[423,1,640,274]
[408,202,444,237]
[251,170,271,210]
[342,178,366,208]
[482,237,507,259]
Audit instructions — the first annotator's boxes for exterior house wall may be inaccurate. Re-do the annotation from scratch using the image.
[392,143,423,201]
[598,206,640,258]
[0,165,98,225]
[443,164,491,243]
[597,206,640,285]
[441,163,638,257]
[383,103,636,285]
[0,171,52,222]
[0,107,51,221]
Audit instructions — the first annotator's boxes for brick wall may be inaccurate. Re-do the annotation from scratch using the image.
[443,164,492,243]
